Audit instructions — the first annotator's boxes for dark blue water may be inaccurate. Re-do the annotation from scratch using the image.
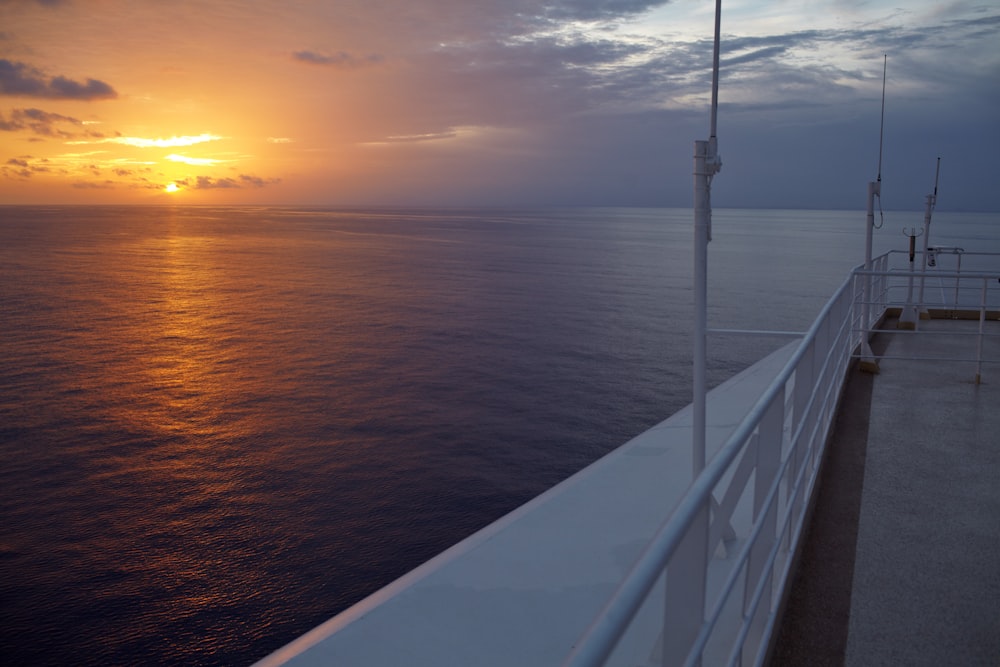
[1,206,992,665]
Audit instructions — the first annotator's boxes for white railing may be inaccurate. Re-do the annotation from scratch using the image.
[855,250,1000,383]
[563,269,861,667]
[563,249,998,667]
[876,249,1000,312]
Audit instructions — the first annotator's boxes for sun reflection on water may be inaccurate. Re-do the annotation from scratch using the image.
[82,211,297,660]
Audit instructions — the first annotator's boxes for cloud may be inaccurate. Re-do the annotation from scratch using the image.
[179,174,281,189]
[722,45,790,68]
[292,50,383,67]
[1,1,996,209]
[0,0,68,6]
[197,176,237,189]
[0,59,117,100]
[238,173,281,188]
[0,107,95,138]
[165,153,227,165]
[372,131,459,144]
[71,180,116,189]
[1,154,50,179]
[68,133,222,147]
[536,0,670,22]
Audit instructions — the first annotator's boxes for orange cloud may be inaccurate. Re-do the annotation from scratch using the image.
[68,133,223,148]
[165,153,228,166]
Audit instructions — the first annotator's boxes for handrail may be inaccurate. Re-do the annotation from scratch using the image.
[563,273,856,667]
[564,248,998,667]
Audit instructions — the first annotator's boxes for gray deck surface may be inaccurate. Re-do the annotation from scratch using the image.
[772,317,1000,666]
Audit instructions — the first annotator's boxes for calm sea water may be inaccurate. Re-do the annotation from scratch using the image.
[1,206,994,665]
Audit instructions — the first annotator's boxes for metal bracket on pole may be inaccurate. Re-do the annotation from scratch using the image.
[859,180,880,374]
[898,226,923,330]
[917,158,941,319]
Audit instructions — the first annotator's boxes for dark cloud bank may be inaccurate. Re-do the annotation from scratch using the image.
[0,59,117,100]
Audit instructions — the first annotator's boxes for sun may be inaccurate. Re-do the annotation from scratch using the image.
[164,182,181,193]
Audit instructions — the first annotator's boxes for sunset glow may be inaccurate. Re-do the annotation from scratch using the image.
[1,1,997,208]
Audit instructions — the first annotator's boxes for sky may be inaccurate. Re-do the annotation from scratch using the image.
[1,0,998,210]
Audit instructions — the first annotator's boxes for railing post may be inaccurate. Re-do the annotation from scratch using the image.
[742,387,783,664]
[954,253,963,308]
[976,277,986,385]
[851,272,864,350]
[663,504,709,667]
[788,341,813,546]
[879,254,890,315]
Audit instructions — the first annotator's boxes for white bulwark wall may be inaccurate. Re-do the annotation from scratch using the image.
[255,343,798,667]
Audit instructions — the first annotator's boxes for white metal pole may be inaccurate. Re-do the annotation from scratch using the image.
[918,158,940,318]
[860,56,886,373]
[693,140,710,477]
[683,5,721,659]
[898,228,920,329]
[692,0,723,479]
[859,180,880,372]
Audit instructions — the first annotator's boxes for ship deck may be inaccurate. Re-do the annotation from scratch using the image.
[771,316,1000,666]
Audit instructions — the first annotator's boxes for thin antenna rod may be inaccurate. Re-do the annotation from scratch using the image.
[877,54,887,183]
[709,0,722,141]
[932,156,941,203]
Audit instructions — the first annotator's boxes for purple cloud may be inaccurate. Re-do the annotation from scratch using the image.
[0,59,117,100]
[1,155,50,179]
[0,107,84,137]
[239,173,281,187]
[186,174,280,189]
[0,1,68,6]
[292,50,383,67]
[72,180,116,189]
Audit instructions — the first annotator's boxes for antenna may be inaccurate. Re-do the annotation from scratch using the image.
[877,54,887,185]
[932,156,941,208]
[709,0,722,144]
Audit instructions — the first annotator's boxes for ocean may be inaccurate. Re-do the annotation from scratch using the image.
[0,206,993,665]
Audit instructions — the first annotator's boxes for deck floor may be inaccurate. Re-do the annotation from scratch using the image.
[771,317,1000,666]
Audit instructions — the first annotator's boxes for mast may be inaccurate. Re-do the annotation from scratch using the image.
[859,55,887,373]
[692,0,723,477]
